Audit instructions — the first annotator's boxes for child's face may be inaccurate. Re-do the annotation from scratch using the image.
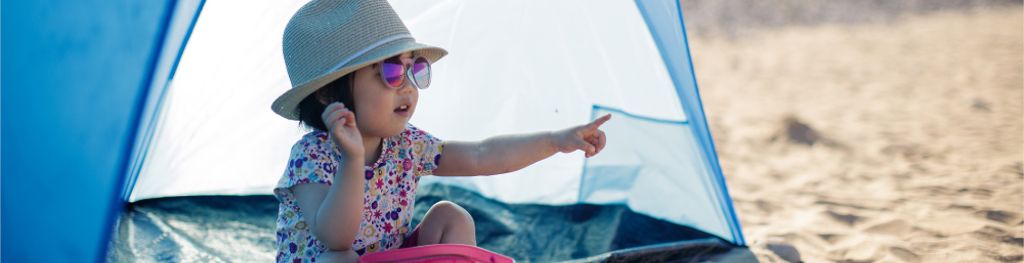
[351,52,418,138]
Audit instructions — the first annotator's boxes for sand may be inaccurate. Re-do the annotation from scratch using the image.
[687,5,1023,263]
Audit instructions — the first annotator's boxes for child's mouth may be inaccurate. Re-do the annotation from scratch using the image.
[394,104,411,116]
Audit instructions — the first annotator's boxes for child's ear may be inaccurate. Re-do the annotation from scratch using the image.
[314,88,332,106]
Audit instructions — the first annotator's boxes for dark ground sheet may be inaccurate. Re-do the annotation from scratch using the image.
[107,184,735,262]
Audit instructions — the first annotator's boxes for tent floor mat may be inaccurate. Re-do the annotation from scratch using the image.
[108,184,740,262]
[564,238,752,262]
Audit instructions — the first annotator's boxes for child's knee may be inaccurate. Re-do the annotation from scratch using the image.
[432,201,474,226]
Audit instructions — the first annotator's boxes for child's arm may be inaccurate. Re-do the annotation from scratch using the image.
[292,103,365,252]
[291,156,364,252]
[434,114,611,176]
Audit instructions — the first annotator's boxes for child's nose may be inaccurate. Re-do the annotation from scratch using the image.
[397,79,415,93]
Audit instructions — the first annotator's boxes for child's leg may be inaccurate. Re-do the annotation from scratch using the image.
[416,200,476,246]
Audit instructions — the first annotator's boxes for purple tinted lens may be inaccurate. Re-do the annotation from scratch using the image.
[381,59,405,87]
[411,57,430,88]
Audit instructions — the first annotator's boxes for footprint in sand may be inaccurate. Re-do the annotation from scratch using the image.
[765,240,802,263]
[781,116,819,146]
[974,209,1023,225]
[888,246,921,263]
[824,209,865,226]
[862,218,912,237]
[916,216,988,237]
[817,233,846,244]
[772,115,849,150]
[972,225,1024,246]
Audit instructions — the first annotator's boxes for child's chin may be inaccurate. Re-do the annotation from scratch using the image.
[382,122,408,137]
[361,122,406,138]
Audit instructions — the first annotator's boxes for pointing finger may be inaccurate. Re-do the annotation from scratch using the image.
[585,114,612,130]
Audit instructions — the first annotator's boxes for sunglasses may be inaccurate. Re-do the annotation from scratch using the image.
[379,55,432,89]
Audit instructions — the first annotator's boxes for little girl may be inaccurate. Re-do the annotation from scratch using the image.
[271,1,610,262]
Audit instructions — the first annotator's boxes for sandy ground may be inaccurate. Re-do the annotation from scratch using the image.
[688,5,1023,263]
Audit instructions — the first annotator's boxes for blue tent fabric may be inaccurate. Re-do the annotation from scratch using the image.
[0,0,203,262]
[634,0,745,245]
[581,105,732,240]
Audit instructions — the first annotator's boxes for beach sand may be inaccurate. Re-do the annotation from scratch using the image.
[687,4,1023,262]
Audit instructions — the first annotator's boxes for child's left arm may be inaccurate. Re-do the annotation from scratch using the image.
[434,114,611,176]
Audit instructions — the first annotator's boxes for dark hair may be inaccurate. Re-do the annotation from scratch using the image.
[297,73,355,132]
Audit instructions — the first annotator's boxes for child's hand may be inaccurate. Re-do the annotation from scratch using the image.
[321,102,364,161]
[553,114,611,158]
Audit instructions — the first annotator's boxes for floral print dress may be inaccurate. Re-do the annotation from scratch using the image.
[273,124,443,262]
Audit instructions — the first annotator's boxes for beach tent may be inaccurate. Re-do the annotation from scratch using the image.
[1,0,744,261]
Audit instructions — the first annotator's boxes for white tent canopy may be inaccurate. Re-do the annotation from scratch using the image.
[127,0,744,245]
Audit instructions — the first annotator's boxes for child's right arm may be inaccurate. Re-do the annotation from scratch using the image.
[291,102,366,252]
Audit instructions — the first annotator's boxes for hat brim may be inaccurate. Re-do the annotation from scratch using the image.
[272,41,447,120]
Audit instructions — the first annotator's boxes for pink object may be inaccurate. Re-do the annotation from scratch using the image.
[360,244,515,263]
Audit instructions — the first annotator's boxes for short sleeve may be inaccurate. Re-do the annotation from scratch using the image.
[274,132,341,199]
[407,125,444,177]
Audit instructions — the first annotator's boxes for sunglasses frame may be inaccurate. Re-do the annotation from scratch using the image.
[378,55,431,90]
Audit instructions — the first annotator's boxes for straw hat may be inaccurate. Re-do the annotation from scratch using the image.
[272,0,447,120]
